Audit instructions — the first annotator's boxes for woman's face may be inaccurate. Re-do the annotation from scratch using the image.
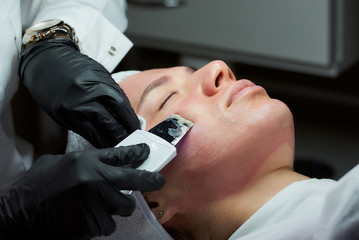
[120,60,294,209]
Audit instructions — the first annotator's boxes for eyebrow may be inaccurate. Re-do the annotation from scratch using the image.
[136,66,196,111]
[137,76,169,112]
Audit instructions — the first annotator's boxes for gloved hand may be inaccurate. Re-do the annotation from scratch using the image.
[19,38,139,148]
[0,144,165,240]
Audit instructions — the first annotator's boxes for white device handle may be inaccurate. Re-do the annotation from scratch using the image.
[115,130,176,172]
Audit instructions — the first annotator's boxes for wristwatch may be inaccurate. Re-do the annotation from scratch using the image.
[22,19,79,52]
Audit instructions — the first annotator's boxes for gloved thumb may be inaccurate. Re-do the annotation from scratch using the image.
[97,144,150,168]
[103,166,166,192]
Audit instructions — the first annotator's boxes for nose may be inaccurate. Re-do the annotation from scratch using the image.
[199,60,236,96]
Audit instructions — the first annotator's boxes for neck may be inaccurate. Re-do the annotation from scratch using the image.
[177,144,310,240]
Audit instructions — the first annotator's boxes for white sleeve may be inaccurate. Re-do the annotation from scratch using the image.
[22,0,133,72]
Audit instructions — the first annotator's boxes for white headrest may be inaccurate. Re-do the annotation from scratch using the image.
[112,70,140,84]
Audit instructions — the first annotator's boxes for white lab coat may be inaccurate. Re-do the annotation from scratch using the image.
[0,0,133,195]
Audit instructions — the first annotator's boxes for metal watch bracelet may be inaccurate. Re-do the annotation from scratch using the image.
[21,19,79,52]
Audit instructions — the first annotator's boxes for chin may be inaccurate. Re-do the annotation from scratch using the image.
[247,98,295,149]
[259,97,292,121]
[263,99,295,147]
[271,99,294,129]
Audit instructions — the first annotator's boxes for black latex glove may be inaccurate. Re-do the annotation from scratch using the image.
[0,144,165,240]
[19,38,139,148]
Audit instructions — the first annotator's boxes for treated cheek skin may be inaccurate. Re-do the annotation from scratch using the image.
[174,126,209,166]
[165,106,294,203]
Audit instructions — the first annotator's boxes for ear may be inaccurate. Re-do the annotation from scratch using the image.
[144,197,177,224]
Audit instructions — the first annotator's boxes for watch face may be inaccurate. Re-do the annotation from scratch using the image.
[26,19,63,34]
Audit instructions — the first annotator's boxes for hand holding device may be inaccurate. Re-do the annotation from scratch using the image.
[0,145,165,239]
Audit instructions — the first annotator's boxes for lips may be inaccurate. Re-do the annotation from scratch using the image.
[226,80,256,107]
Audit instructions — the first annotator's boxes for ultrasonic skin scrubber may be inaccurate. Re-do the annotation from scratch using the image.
[116,114,194,194]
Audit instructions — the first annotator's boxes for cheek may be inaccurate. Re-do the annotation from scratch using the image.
[167,98,293,171]
[163,118,232,187]
[157,98,295,203]
[169,99,220,169]
[159,120,215,176]
[175,126,214,167]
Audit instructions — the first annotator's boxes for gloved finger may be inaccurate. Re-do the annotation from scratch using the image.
[70,102,128,148]
[84,202,117,237]
[102,167,166,192]
[53,100,104,148]
[98,84,140,134]
[71,185,117,237]
[96,144,150,168]
[89,213,117,237]
[81,100,133,147]
[98,183,137,217]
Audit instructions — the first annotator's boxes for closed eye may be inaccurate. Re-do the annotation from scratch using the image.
[159,91,177,110]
